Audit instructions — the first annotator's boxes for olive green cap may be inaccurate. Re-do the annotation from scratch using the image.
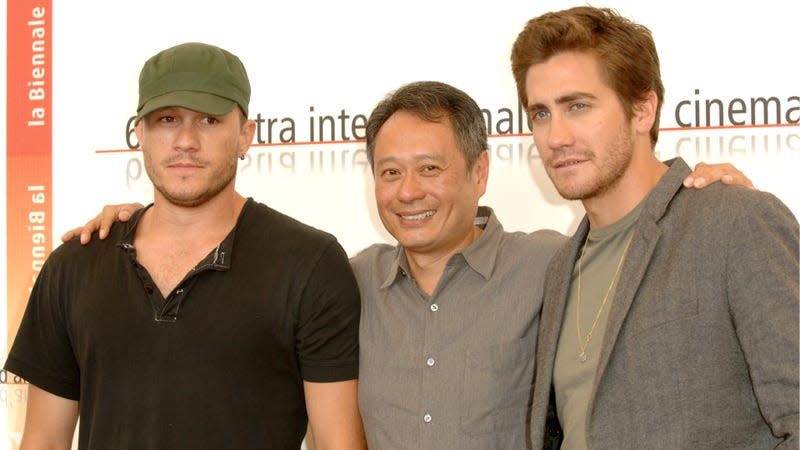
[136,42,250,122]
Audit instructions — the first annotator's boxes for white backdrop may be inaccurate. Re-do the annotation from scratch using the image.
[1,1,798,448]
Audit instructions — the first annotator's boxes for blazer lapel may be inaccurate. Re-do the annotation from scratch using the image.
[592,219,661,389]
[538,220,589,380]
[587,158,690,412]
[532,219,588,429]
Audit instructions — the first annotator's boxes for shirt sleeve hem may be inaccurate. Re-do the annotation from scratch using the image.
[301,362,358,383]
[3,358,80,400]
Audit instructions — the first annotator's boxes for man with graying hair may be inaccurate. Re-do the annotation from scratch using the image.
[5,42,366,450]
[353,80,565,448]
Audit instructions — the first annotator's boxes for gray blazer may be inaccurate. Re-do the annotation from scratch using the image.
[529,159,799,449]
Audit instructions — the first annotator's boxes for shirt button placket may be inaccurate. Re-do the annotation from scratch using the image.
[422,300,439,444]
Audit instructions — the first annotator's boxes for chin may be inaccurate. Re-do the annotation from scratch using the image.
[550,177,598,200]
[395,234,433,252]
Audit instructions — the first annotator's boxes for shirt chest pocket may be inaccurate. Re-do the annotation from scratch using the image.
[461,335,536,437]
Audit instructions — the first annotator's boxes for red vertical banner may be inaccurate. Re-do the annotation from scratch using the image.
[6,2,52,353]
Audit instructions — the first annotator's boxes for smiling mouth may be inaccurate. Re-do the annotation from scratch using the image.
[400,210,436,221]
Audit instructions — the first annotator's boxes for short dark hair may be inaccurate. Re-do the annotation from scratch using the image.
[365,81,488,170]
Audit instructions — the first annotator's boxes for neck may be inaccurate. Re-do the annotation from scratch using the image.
[404,225,482,296]
[583,151,667,229]
[140,190,246,242]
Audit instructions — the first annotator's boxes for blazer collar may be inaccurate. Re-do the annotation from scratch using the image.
[588,157,692,409]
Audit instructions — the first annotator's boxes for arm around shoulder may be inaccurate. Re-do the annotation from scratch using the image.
[20,384,78,450]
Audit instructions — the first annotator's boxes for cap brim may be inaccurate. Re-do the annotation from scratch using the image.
[136,90,236,122]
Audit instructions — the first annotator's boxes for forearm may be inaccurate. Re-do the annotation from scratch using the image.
[20,385,79,450]
[304,379,367,450]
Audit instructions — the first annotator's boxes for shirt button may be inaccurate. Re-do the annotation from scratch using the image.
[426,357,435,367]
[430,303,439,312]
[423,414,432,423]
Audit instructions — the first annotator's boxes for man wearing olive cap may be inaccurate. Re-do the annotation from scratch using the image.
[5,42,366,450]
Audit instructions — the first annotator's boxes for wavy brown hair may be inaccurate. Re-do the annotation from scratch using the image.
[511,6,665,145]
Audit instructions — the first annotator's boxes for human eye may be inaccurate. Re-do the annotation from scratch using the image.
[529,109,550,123]
[420,164,442,176]
[570,102,588,112]
[199,116,220,126]
[380,168,401,179]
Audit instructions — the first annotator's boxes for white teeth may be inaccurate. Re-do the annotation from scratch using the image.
[401,210,435,221]
[557,160,580,167]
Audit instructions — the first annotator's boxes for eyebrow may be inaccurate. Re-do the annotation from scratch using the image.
[375,153,445,167]
[527,91,598,112]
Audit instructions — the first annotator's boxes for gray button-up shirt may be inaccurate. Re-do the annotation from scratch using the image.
[352,206,565,449]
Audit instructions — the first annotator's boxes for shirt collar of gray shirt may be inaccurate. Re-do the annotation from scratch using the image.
[378,205,502,289]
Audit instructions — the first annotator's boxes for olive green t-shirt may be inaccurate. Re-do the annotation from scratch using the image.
[553,201,643,449]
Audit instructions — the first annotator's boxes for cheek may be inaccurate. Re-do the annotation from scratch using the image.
[141,151,157,179]
[532,136,550,158]
[373,184,394,209]
[227,134,243,153]
[140,137,170,159]
[425,179,458,205]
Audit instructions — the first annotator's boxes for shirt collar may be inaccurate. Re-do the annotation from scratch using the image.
[116,198,255,272]
[378,206,503,289]
[462,206,503,280]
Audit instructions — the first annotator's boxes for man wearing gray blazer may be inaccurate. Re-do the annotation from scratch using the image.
[511,6,799,449]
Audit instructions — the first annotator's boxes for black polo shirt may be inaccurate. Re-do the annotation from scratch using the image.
[5,198,360,449]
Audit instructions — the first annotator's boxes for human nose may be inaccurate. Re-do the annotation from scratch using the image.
[174,123,200,152]
[396,173,425,203]
[546,114,575,149]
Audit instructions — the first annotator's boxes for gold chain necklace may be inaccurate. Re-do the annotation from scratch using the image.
[576,232,634,363]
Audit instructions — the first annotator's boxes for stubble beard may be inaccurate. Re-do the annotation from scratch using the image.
[144,153,238,208]
[548,126,635,201]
